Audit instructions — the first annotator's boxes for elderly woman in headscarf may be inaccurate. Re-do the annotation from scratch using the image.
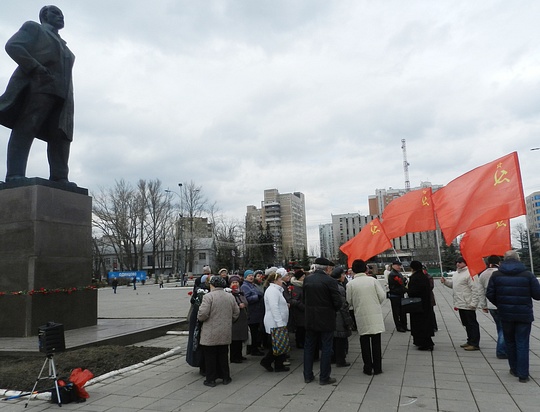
[197,275,240,387]
[228,274,249,363]
[407,260,435,351]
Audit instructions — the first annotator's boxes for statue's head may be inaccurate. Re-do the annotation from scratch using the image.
[39,5,64,30]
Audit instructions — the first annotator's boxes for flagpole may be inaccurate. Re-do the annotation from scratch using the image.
[526,225,535,274]
[392,247,400,262]
[435,228,444,277]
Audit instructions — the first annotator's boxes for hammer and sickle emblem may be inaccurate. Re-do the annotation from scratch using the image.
[494,163,510,186]
[422,196,429,206]
[495,221,507,229]
[370,223,380,235]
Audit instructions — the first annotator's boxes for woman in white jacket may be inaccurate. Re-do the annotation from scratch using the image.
[261,272,290,372]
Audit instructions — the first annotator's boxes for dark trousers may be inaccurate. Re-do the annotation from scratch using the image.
[248,323,261,353]
[303,330,333,382]
[489,309,506,358]
[7,93,70,181]
[502,321,531,379]
[202,344,230,382]
[360,333,382,374]
[390,296,407,330]
[261,348,286,369]
[295,326,306,348]
[230,340,243,361]
[458,309,480,347]
[333,337,348,365]
[431,306,438,331]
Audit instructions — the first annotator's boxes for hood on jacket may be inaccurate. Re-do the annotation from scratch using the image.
[499,260,527,275]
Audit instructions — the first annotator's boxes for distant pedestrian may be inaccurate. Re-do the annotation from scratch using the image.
[111,278,118,294]
[132,276,137,290]
[486,250,540,383]
[303,257,342,385]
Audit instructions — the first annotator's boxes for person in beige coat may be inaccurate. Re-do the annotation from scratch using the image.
[197,276,240,387]
[346,259,386,375]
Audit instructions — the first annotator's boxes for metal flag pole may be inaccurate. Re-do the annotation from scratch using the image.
[526,225,535,274]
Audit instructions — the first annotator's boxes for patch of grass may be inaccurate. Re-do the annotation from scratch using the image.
[0,345,168,391]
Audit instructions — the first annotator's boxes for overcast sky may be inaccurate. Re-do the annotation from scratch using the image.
[1,1,539,253]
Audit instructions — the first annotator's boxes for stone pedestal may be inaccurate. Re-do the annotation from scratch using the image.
[0,178,97,337]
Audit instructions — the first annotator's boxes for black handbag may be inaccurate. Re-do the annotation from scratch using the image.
[401,297,423,313]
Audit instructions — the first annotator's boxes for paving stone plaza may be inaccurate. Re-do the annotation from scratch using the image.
[1,280,539,411]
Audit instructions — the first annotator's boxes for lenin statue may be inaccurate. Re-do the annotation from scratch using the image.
[0,5,76,186]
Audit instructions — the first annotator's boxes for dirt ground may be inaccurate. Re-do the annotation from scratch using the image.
[0,345,168,391]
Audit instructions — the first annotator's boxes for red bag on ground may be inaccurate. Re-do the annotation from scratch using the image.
[69,368,94,399]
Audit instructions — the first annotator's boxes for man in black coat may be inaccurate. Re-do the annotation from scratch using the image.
[388,261,408,332]
[302,257,342,385]
[486,250,540,383]
[0,6,75,185]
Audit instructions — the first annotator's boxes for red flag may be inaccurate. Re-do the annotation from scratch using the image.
[460,220,511,276]
[339,218,392,267]
[432,152,525,245]
[381,187,437,239]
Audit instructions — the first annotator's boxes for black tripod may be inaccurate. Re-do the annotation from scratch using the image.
[25,353,62,408]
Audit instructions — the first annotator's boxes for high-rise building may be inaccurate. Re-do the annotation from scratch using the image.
[321,182,443,265]
[246,189,307,265]
[526,191,540,239]
[319,223,334,260]
[322,213,377,261]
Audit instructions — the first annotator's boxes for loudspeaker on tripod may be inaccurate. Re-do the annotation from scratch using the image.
[38,322,65,354]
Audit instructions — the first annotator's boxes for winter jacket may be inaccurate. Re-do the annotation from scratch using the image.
[241,280,265,324]
[478,267,498,310]
[303,269,342,332]
[263,283,289,333]
[197,288,240,346]
[486,260,540,323]
[346,273,386,335]
[334,282,353,338]
[231,289,249,341]
[442,266,480,310]
[289,279,305,328]
[388,269,407,296]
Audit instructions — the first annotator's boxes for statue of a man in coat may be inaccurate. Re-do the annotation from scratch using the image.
[0,5,76,186]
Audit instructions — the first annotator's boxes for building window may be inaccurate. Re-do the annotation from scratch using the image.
[165,254,172,262]
[199,252,206,260]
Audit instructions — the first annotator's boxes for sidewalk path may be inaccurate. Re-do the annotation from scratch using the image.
[2,281,540,411]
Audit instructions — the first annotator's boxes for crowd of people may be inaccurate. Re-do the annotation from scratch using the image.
[186,250,540,387]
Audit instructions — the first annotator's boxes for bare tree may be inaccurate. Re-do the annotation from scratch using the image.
[144,179,173,276]
[183,181,208,273]
[214,216,244,271]
[92,180,141,270]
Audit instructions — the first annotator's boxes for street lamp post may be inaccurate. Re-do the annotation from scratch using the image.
[165,183,184,284]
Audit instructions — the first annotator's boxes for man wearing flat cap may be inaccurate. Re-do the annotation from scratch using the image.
[388,261,409,332]
[302,257,342,385]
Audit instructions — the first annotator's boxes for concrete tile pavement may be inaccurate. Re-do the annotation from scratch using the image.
[2,281,540,411]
